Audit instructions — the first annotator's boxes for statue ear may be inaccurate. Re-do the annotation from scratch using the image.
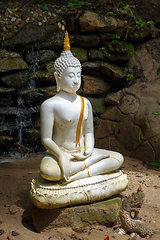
[54,72,60,92]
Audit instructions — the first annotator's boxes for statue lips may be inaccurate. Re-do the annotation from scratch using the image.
[72,84,79,90]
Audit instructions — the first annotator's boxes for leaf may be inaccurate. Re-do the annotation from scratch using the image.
[149,160,160,168]
[107,12,117,15]
[147,21,155,25]
[100,47,105,50]
[152,110,160,115]
[79,1,84,5]
[154,185,160,188]
[68,2,75,7]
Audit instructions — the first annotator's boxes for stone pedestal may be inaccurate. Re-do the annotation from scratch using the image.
[30,170,128,209]
[32,197,121,232]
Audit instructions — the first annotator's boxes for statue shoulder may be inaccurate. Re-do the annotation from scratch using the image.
[41,95,59,111]
[82,97,92,109]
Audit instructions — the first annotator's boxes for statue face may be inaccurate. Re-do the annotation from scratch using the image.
[59,66,81,93]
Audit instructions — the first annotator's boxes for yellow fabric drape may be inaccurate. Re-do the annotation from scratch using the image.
[76,96,84,147]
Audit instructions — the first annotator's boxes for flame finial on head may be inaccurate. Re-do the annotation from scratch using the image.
[63,31,70,51]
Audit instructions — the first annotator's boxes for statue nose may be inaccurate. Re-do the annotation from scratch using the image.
[73,77,78,84]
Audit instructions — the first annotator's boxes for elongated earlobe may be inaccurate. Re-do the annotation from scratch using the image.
[54,72,60,92]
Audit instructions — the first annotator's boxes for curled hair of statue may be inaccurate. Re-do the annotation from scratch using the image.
[54,31,81,79]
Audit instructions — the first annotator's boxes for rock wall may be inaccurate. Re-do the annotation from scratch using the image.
[0,2,160,162]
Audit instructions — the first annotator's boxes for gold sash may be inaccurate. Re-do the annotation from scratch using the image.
[76,96,84,147]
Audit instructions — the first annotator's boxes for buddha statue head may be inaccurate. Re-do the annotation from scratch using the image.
[54,32,81,92]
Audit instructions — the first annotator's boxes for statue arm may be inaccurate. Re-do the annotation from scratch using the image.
[83,99,94,156]
[40,101,60,157]
[40,101,71,180]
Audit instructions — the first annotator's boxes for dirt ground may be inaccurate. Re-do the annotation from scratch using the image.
[0,154,160,240]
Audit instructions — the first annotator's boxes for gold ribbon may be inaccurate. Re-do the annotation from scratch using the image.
[76,95,84,147]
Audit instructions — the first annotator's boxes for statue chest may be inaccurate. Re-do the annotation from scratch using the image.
[54,102,88,129]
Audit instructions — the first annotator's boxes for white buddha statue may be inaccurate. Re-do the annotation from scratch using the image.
[40,32,123,183]
[30,32,128,209]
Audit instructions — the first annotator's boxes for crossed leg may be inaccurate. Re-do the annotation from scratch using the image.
[40,149,123,182]
[68,148,124,182]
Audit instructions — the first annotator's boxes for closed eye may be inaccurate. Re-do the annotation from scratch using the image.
[68,72,75,78]
[77,72,81,77]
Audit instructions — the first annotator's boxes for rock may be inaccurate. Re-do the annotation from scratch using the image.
[0,136,15,146]
[0,87,16,106]
[41,59,55,72]
[25,50,57,65]
[113,24,151,42]
[114,121,142,151]
[82,61,126,80]
[83,75,111,95]
[129,47,159,81]
[29,71,55,87]
[101,105,125,122]
[130,141,155,162]
[22,129,40,143]
[101,41,134,62]
[10,143,33,156]
[40,26,65,51]
[0,229,4,235]
[11,231,20,236]
[95,136,110,151]
[71,47,88,62]
[105,92,122,105]
[117,19,126,28]
[118,94,139,114]
[0,50,28,72]
[95,79,160,161]
[17,86,57,105]
[79,11,118,32]
[66,15,76,32]
[95,119,114,138]
[88,49,104,60]
[149,136,160,162]
[100,33,112,41]
[2,23,64,49]
[32,197,121,232]
[87,97,106,114]
[72,34,100,49]
[0,70,29,88]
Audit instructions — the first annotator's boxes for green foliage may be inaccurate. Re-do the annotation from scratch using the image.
[117,8,122,14]
[147,20,155,25]
[111,33,120,43]
[116,3,155,31]
[152,110,160,115]
[154,185,160,188]
[100,47,105,51]
[148,160,160,168]
[134,33,139,38]
[126,43,134,56]
[136,18,146,30]
[126,74,134,81]
[124,4,136,20]
[107,11,117,16]
[66,0,91,9]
